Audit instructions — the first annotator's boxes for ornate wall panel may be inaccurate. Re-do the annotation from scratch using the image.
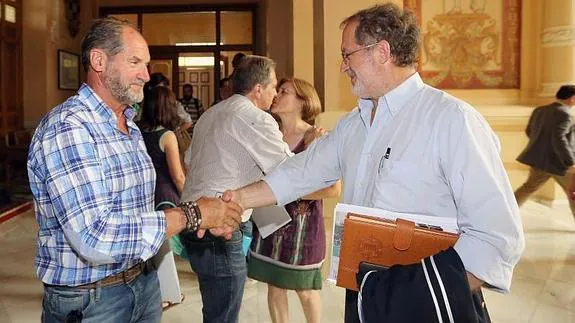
[404,0,521,89]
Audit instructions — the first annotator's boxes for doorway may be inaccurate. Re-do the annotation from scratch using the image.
[178,52,215,107]
[100,5,259,104]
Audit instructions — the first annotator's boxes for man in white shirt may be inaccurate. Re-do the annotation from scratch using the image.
[179,55,292,323]
[224,3,524,322]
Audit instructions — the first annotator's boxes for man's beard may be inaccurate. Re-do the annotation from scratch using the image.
[103,67,144,104]
[349,70,366,98]
[349,56,379,98]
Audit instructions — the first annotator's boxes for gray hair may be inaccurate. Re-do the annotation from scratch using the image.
[341,3,420,67]
[81,17,137,72]
[232,55,276,95]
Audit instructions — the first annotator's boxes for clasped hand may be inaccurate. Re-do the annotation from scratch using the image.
[195,195,243,240]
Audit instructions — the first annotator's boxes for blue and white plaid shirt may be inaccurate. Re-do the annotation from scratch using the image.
[28,84,166,286]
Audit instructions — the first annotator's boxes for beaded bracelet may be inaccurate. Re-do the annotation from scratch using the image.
[179,201,193,231]
[179,201,202,233]
[191,202,202,228]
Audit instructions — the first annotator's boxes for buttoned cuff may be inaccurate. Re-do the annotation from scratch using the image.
[454,234,515,293]
[140,211,166,261]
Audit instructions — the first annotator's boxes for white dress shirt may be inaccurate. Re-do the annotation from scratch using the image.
[182,94,292,221]
[265,73,525,292]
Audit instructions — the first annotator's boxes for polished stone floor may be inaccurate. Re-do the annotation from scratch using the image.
[1,200,574,322]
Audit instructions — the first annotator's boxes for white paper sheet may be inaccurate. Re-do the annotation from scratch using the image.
[327,203,459,284]
[251,206,292,239]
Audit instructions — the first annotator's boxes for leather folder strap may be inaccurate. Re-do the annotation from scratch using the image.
[393,218,415,251]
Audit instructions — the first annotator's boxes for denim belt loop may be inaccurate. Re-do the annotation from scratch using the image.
[95,281,102,301]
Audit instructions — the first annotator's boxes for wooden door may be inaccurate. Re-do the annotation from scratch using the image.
[181,68,213,108]
[148,50,181,99]
[149,59,173,83]
[0,0,23,137]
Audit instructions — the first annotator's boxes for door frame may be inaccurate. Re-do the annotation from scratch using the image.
[147,51,179,94]
[100,4,259,98]
[0,0,23,136]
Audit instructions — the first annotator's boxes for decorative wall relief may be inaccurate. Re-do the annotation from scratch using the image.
[404,0,521,89]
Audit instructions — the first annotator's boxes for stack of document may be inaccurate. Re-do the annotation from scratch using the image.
[327,203,459,283]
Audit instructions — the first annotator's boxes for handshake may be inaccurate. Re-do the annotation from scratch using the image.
[164,189,248,240]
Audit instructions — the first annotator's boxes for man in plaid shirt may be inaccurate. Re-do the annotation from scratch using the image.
[27,17,242,323]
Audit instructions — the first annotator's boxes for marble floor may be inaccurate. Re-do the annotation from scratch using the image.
[1,200,574,322]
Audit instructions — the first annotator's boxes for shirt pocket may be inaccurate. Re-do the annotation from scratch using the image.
[372,159,439,212]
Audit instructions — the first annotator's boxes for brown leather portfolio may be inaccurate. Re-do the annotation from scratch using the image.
[336,213,459,291]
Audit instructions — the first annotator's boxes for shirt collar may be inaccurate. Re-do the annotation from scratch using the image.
[235,93,259,109]
[357,72,425,125]
[77,83,136,122]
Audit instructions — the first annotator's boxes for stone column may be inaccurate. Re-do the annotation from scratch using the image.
[539,0,575,97]
[532,0,575,204]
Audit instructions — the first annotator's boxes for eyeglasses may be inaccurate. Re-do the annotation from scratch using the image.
[341,42,379,64]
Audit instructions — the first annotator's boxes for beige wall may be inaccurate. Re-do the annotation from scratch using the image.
[23,0,98,127]
[292,0,314,84]
[265,0,292,79]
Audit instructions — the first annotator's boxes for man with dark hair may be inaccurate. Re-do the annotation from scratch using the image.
[231,52,247,70]
[28,17,242,322]
[179,83,204,133]
[210,77,233,106]
[180,55,293,323]
[224,3,524,322]
[219,77,233,101]
[515,85,575,216]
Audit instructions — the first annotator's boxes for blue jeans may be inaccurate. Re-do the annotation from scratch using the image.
[42,270,162,323]
[181,222,251,323]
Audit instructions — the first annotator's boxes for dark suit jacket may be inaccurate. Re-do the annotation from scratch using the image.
[517,102,575,176]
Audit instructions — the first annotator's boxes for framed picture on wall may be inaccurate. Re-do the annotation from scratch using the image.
[58,50,80,90]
